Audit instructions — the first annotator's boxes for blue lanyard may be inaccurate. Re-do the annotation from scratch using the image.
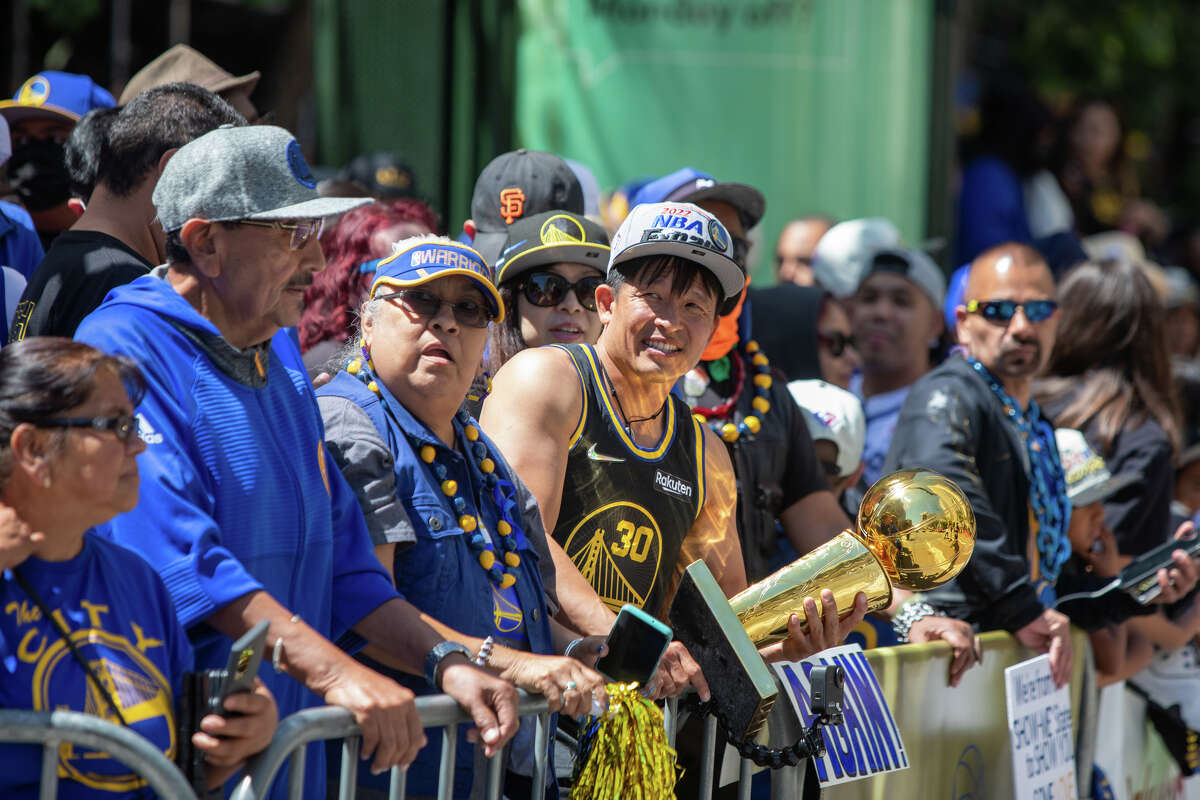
[967,358,1072,582]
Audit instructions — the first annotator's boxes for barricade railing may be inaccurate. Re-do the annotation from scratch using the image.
[0,708,199,800]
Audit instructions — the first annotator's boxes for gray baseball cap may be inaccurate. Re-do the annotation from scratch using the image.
[152,124,370,232]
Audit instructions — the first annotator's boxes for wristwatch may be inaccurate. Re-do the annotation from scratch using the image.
[424,641,473,689]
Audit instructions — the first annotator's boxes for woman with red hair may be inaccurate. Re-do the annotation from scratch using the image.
[300,199,438,376]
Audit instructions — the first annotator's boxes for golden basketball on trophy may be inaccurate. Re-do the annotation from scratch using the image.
[670,468,976,740]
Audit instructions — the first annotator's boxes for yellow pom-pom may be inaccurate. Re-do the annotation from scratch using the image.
[752,396,770,414]
[460,515,478,532]
[744,415,761,434]
[753,373,772,389]
[745,340,759,354]
[504,552,520,567]
[497,520,512,536]
[499,573,517,590]
[478,550,495,570]
[720,423,739,442]
[465,425,480,441]
[480,458,495,473]
[441,480,458,496]
[420,445,436,464]
[752,353,768,367]
[346,359,361,375]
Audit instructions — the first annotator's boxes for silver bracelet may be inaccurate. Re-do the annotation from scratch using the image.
[892,600,943,643]
[271,614,302,673]
[474,635,495,667]
[563,637,586,660]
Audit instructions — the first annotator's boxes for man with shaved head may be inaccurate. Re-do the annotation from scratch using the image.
[882,243,1076,685]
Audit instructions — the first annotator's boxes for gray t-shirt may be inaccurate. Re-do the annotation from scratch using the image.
[318,393,559,614]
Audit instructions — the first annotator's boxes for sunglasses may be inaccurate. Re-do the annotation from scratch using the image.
[234,218,324,250]
[817,331,856,356]
[519,272,602,312]
[36,414,139,444]
[965,299,1059,324]
[377,288,494,328]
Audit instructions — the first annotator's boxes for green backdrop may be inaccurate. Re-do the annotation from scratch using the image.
[514,0,934,280]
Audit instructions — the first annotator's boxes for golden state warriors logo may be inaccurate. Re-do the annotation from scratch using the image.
[708,217,729,253]
[563,501,662,612]
[540,213,585,245]
[11,604,176,792]
[16,76,51,107]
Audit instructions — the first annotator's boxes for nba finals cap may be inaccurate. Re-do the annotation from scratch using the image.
[857,246,947,311]
[608,202,745,300]
[494,210,610,286]
[370,236,504,322]
[470,149,584,266]
[631,167,766,230]
[788,379,866,479]
[153,125,370,232]
[0,71,116,126]
[811,217,902,299]
[1055,428,1142,508]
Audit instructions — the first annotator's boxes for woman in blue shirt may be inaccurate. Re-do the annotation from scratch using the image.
[0,337,278,798]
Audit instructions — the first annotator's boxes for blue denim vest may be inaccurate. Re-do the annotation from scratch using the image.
[319,370,556,796]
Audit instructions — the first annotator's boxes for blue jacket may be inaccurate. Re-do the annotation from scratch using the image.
[956,156,1033,265]
[76,274,399,800]
[0,201,44,282]
[319,370,556,797]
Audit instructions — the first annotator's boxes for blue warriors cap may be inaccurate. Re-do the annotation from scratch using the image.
[371,237,505,323]
[631,167,766,230]
[0,71,116,126]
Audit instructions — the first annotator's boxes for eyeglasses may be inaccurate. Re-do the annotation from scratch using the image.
[377,288,494,328]
[36,414,139,444]
[519,272,602,312]
[233,218,324,250]
[817,331,856,356]
[965,299,1059,324]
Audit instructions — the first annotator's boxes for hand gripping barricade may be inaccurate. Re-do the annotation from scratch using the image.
[669,469,976,766]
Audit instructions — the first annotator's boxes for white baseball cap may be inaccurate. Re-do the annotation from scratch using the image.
[811,217,902,299]
[608,201,745,300]
[788,379,866,478]
[1054,428,1141,507]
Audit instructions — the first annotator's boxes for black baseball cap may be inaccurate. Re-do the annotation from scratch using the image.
[631,167,766,230]
[470,149,584,265]
[341,151,417,198]
[494,210,610,286]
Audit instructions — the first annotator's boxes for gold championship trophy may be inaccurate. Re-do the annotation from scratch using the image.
[668,469,976,743]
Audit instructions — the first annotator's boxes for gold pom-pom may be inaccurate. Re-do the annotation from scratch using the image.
[570,682,677,799]
[504,552,520,568]
[744,415,761,434]
[752,396,770,414]
[720,423,739,442]
[497,520,512,535]
[480,458,495,473]
[753,373,772,389]
[499,573,517,589]
[441,480,458,496]
[478,550,495,570]
[420,445,436,464]
[465,425,480,441]
[460,515,478,532]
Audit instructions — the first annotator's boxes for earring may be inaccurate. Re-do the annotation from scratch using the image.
[42,475,51,489]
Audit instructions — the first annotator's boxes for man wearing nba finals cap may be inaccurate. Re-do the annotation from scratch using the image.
[482,201,869,698]
[0,71,115,249]
[75,125,519,798]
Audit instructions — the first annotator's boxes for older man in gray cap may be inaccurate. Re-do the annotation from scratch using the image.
[76,125,518,798]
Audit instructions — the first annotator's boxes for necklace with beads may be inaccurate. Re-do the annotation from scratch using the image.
[345,355,523,589]
[690,340,775,443]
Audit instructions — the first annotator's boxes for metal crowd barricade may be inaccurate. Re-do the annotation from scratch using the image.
[0,708,199,800]
[230,691,749,800]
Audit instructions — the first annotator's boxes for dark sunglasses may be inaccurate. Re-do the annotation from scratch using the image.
[36,414,139,444]
[817,331,856,356]
[377,288,494,328]
[965,299,1059,324]
[519,272,602,312]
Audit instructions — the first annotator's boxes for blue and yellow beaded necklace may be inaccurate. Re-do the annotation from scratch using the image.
[690,340,775,443]
[345,354,523,589]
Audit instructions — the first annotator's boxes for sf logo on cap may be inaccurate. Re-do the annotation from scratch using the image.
[499,188,526,224]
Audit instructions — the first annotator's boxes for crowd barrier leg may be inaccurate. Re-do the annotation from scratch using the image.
[698,714,719,800]
[339,735,360,800]
[437,725,457,800]
[484,742,504,799]
[532,710,550,793]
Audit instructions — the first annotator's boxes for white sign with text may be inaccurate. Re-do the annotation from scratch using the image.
[1004,653,1077,800]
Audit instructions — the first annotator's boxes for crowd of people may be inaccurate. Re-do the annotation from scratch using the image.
[2,44,1200,800]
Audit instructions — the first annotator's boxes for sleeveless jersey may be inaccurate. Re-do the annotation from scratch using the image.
[551,344,706,616]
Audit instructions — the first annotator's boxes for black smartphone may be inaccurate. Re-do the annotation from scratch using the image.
[594,604,673,685]
[1121,527,1200,604]
[208,619,269,715]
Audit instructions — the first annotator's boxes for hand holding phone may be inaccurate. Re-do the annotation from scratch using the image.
[594,604,673,686]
